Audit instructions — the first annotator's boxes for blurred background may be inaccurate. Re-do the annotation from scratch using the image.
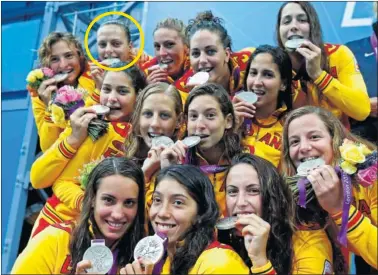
[1,1,376,273]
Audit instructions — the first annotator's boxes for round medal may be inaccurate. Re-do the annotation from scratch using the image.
[284,38,305,52]
[91,105,110,115]
[53,73,68,82]
[103,58,121,66]
[151,136,174,148]
[182,136,201,148]
[297,158,325,176]
[134,235,165,264]
[215,216,238,230]
[83,245,113,274]
[159,63,168,70]
[236,91,258,104]
[187,72,209,86]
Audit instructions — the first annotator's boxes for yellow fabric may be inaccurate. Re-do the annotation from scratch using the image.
[352,180,377,225]
[241,104,287,167]
[30,122,131,237]
[161,242,249,274]
[292,44,370,127]
[12,224,74,274]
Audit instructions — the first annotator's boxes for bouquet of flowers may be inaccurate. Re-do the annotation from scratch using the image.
[77,157,104,189]
[50,85,108,141]
[26,67,55,97]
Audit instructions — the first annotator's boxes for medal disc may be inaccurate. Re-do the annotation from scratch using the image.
[91,105,110,115]
[215,216,238,230]
[236,91,258,104]
[134,235,165,264]
[187,72,209,86]
[297,158,325,176]
[151,136,174,148]
[83,245,113,274]
[182,136,201,148]
[103,58,121,66]
[53,73,68,82]
[284,38,305,51]
[159,63,168,70]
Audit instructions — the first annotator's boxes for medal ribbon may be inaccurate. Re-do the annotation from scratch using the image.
[200,165,229,174]
[152,232,168,275]
[108,249,119,275]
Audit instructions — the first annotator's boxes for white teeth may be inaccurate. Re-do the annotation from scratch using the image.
[236,213,253,217]
[252,90,265,95]
[199,67,212,72]
[157,223,175,229]
[108,222,123,228]
[149,133,161,138]
[301,157,318,162]
[160,60,172,64]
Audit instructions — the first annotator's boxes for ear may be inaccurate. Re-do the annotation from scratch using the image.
[225,47,231,63]
[225,113,233,130]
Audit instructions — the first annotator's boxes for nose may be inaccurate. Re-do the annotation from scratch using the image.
[253,74,263,87]
[299,139,312,153]
[236,193,248,208]
[157,202,171,219]
[159,46,168,57]
[105,43,113,55]
[108,91,118,103]
[150,114,160,129]
[111,203,125,220]
[199,52,208,65]
[289,20,299,32]
[195,115,206,131]
[59,57,69,70]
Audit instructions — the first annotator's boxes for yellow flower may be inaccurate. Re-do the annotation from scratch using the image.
[26,71,37,83]
[51,105,66,127]
[34,69,44,79]
[340,161,357,175]
[358,143,372,156]
[340,143,365,164]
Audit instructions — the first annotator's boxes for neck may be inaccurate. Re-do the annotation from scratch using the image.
[255,102,278,119]
[289,52,304,72]
[167,242,176,259]
[199,143,224,165]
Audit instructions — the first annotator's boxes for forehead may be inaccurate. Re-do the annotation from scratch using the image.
[97,174,139,196]
[189,94,221,110]
[227,163,259,186]
[190,29,222,47]
[154,28,182,42]
[98,24,127,38]
[155,177,191,197]
[103,71,132,85]
[281,3,307,17]
[288,113,328,135]
[142,93,176,110]
[250,53,278,69]
[51,40,76,55]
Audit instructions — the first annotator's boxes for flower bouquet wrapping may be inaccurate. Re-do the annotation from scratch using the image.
[50,85,109,141]
[287,139,377,246]
[26,67,55,97]
[77,157,105,190]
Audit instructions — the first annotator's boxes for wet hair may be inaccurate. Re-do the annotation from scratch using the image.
[184,83,242,165]
[99,19,131,44]
[153,18,188,46]
[124,82,183,162]
[220,153,294,274]
[38,32,87,74]
[154,165,219,275]
[103,61,147,96]
[275,2,328,71]
[244,44,293,111]
[69,157,145,273]
[186,10,232,50]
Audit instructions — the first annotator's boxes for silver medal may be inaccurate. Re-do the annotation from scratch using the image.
[103,58,121,66]
[83,240,113,274]
[91,105,110,116]
[151,136,174,148]
[297,158,325,176]
[182,136,201,148]
[215,216,238,230]
[159,63,168,70]
[53,73,68,82]
[134,235,165,264]
[236,91,258,104]
[187,72,209,86]
[284,38,305,52]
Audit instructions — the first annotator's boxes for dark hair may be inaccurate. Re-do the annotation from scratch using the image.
[69,157,145,273]
[100,19,131,44]
[186,10,232,50]
[184,83,242,165]
[154,165,219,275]
[221,153,294,274]
[103,61,147,95]
[275,2,328,71]
[154,18,188,46]
[244,44,293,111]
[124,82,183,162]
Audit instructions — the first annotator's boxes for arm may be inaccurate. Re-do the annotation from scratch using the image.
[332,205,378,269]
[314,45,370,121]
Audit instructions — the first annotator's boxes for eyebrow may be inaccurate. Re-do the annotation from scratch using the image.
[154,191,189,199]
[227,183,259,188]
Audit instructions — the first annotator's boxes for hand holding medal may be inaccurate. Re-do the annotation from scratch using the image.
[232,91,257,133]
[77,239,114,274]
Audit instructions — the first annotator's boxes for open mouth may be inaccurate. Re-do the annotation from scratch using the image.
[300,156,320,162]
[288,35,304,40]
[106,220,126,230]
[59,69,73,75]
[155,222,176,233]
[194,134,210,139]
[198,67,212,73]
[252,89,265,96]
[160,59,173,65]
[148,132,163,138]
[233,212,255,217]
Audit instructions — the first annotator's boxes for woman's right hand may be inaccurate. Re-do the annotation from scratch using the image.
[120,258,154,274]
[67,107,97,149]
[146,65,168,84]
[89,61,105,90]
[75,259,93,274]
[232,96,256,130]
[142,145,166,181]
[38,78,58,106]
[160,140,188,169]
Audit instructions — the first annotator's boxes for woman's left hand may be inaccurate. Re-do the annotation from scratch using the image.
[236,214,270,268]
[120,258,154,274]
[307,165,344,216]
[296,40,323,80]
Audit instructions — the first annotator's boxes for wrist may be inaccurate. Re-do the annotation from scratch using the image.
[250,255,269,269]
[310,70,323,81]
[67,135,84,150]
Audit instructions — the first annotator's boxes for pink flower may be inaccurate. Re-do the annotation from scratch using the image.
[41,67,55,78]
[55,86,83,104]
[357,163,377,187]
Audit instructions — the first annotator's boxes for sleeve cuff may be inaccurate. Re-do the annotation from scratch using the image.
[251,260,275,274]
[313,70,333,92]
[75,193,84,211]
[58,138,77,159]
[90,88,101,104]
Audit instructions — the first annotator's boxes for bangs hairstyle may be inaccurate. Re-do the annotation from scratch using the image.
[222,153,294,274]
[281,106,377,177]
[154,165,219,275]
[243,44,293,111]
[124,82,183,161]
[184,83,242,165]
[275,1,329,71]
[69,157,145,273]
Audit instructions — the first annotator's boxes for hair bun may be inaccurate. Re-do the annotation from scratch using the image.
[194,10,223,25]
